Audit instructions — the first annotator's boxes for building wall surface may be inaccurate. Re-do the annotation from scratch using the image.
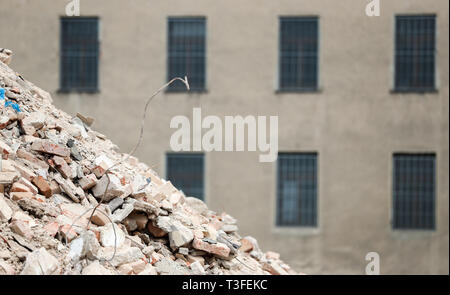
[0,0,448,274]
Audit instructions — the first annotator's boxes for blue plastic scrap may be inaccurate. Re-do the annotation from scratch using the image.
[5,100,21,113]
[1,88,21,112]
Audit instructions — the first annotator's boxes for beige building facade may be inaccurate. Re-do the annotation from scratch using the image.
[1,0,448,274]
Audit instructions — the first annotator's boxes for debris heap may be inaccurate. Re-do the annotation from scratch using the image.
[0,49,296,275]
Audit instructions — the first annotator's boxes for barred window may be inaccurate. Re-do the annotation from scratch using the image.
[279,17,318,91]
[395,15,436,92]
[277,153,318,226]
[166,153,204,200]
[60,17,99,92]
[393,154,436,230]
[167,17,206,91]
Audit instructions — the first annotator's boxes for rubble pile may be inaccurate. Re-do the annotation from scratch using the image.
[0,49,296,275]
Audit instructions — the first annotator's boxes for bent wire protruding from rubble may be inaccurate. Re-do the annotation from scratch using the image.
[70,76,190,263]
[0,49,298,275]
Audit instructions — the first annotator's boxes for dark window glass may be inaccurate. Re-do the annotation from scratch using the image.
[168,18,206,91]
[60,17,99,92]
[166,153,204,200]
[277,153,318,226]
[393,154,436,230]
[395,15,436,92]
[279,17,318,91]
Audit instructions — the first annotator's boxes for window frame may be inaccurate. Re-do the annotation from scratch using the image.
[277,16,320,93]
[59,17,100,93]
[276,152,319,227]
[392,153,436,231]
[393,14,437,93]
[165,152,205,201]
[166,16,207,93]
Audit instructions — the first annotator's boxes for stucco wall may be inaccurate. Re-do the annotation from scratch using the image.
[0,0,448,274]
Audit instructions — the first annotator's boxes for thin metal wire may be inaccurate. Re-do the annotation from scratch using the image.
[62,77,189,267]
[86,76,189,229]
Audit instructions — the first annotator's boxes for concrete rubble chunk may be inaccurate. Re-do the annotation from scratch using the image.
[138,264,158,275]
[16,149,49,170]
[12,162,36,181]
[0,193,13,221]
[92,155,113,177]
[185,197,208,216]
[0,259,15,275]
[20,247,60,275]
[92,174,125,201]
[68,231,100,262]
[0,171,20,184]
[30,84,53,103]
[168,222,194,250]
[108,197,124,212]
[0,140,14,159]
[79,173,97,190]
[111,201,134,223]
[54,174,81,203]
[82,261,114,275]
[22,111,46,130]
[192,238,231,258]
[98,246,145,267]
[262,261,289,275]
[221,224,238,233]
[10,219,34,240]
[0,48,13,64]
[156,216,173,233]
[17,197,58,218]
[154,257,190,275]
[0,116,9,129]
[31,139,70,157]
[76,113,94,127]
[240,236,260,253]
[190,261,206,275]
[100,223,125,248]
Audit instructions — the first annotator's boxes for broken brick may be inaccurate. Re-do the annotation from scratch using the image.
[192,238,230,258]
[11,182,32,193]
[11,162,36,182]
[78,173,97,190]
[90,205,110,226]
[16,149,49,170]
[52,156,72,179]
[31,139,70,157]
[239,238,253,252]
[32,176,52,198]
[17,177,39,195]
